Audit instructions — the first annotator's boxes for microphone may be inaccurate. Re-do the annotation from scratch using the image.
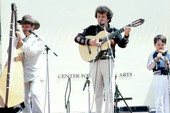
[158,50,165,60]
[158,50,164,54]
[158,50,167,56]
[100,22,105,26]
[29,30,38,37]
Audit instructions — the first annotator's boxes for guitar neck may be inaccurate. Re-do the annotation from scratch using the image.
[101,27,124,44]
[100,18,145,44]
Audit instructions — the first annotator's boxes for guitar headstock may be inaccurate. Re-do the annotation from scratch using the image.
[129,18,145,27]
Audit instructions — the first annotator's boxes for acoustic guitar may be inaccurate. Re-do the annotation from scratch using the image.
[79,18,145,62]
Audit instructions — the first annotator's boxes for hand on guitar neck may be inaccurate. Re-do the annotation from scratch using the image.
[88,26,131,46]
[124,26,131,37]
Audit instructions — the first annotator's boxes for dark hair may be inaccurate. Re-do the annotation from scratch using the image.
[95,6,113,23]
[154,34,167,44]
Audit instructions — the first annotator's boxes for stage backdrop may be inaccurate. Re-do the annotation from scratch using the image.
[1,0,170,112]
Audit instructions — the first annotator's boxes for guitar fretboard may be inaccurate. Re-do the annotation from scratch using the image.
[101,27,124,44]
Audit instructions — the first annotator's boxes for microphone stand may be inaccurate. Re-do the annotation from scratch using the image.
[103,24,132,113]
[164,53,170,113]
[83,43,101,113]
[83,76,91,113]
[103,24,115,113]
[114,84,119,113]
[65,75,71,113]
[167,62,170,113]
[30,31,58,113]
[114,83,132,113]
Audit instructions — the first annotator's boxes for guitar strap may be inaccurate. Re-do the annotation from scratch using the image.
[87,45,91,55]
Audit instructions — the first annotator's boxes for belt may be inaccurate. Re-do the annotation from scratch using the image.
[99,56,113,60]
[154,74,169,76]
[153,70,169,75]
[153,70,161,75]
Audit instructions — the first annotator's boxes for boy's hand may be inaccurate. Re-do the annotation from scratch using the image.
[156,52,162,61]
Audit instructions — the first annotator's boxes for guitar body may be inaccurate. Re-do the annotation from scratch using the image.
[79,31,111,62]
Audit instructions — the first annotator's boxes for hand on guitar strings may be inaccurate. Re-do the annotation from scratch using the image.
[89,39,100,46]
[89,38,115,46]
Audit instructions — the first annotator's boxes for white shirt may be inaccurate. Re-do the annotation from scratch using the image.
[147,52,156,71]
[21,34,45,82]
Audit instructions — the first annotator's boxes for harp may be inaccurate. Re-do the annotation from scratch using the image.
[0,3,24,110]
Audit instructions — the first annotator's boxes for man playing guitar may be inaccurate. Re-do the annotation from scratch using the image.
[74,5,131,113]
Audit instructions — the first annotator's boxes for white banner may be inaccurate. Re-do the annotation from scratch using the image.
[1,0,170,112]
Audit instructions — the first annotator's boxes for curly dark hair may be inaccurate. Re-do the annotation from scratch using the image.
[154,34,167,44]
[95,6,113,23]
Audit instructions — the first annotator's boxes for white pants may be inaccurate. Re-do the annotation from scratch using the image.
[22,79,43,113]
[90,59,115,113]
[154,75,170,113]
